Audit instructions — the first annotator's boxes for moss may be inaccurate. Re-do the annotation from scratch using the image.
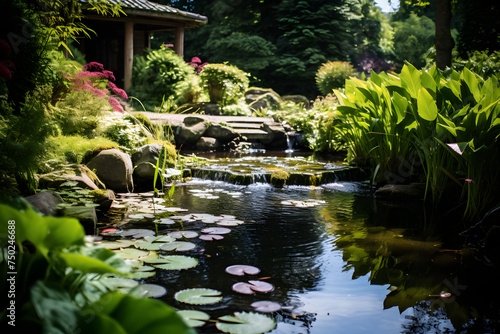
[46,135,119,164]
[83,143,120,164]
[146,140,177,168]
[270,170,289,188]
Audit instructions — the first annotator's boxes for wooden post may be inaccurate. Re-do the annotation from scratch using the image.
[124,21,134,90]
[174,27,184,59]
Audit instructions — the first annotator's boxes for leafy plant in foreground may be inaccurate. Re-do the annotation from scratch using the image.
[0,201,193,333]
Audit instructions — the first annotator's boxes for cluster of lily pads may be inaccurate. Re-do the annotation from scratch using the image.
[94,191,281,333]
[174,264,279,333]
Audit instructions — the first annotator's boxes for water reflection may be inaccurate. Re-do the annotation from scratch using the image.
[135,179,500,333]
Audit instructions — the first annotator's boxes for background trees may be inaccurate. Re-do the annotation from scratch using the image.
[146,0,499,97]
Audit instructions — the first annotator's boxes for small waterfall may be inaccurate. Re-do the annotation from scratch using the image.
[285,131,295,153]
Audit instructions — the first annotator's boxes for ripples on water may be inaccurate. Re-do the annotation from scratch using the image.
[139,179,500,334]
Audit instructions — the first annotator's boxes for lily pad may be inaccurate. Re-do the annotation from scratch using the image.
[121,229,155,238]
[100,277,139,291]
[225,265,261,276]
[217,220,244,227]
[175,288,223,305]
[114,248,151,260]
[232,281,274,295]
[159,241,196,252]
[149,255,199,270]
[95,239,135,250]
[199,234,224,241]
[156,218,176,225]
[251,301,281,313]
[130,284,167,298]
[168,231,199,239]
[216,312,276,334]
[134,235,176,250]
[202,227,231,235]
[177,310,211,328]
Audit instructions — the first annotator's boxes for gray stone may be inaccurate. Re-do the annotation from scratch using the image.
[205,124,239,143]
[196,137,220,151]
[60,206,97,235]
[282,95,310,107]
[175,121,209,146]
[245,88,282,111]
[132,144,163,180]
[184,116,206,127]
[87,149,134,193]
[259,122,287,148]
[24,191,65,216]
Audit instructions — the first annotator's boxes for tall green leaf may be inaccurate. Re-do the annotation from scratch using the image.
[417,88,438,121]
[400,63,422,99]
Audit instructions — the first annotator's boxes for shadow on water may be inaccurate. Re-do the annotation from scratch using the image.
[124,177,500,334]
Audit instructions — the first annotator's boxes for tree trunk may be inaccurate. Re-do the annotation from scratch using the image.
[434,0,454,70]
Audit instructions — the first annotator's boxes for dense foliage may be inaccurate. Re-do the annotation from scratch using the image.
[315,61,358,96]
[334,63,500,222]
[200,63,249,106]
[0,201,193,333]
[129,46,197,111]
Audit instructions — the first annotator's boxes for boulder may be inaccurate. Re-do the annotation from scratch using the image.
[174,120,209,147]
[205,124,239,143]
[259,122,287,149]
[132,143,177,191]
[196,137,220,151]
[87,149,134,193]
[282,95,310,107]
[24,191,65,216]
[60,206,98,235]
[132,144,163,180]
[245,88,282,111]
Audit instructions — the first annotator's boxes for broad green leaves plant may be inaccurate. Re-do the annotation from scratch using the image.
[334,63,500,221]
[0,203,191,333]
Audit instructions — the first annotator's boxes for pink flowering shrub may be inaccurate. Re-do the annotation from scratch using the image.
[187,56,209,74]
[66,62,127,113]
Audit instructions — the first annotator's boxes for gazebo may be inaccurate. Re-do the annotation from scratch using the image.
[80,0,207,89]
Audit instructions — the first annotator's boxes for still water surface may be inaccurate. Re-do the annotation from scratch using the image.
[136,174,500,334]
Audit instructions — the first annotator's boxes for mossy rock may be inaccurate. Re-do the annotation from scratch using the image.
[287,173,321,186]
[83,143,120,164]
[270,170,289,188]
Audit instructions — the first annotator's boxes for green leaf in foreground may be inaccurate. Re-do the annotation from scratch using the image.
[174,288,223,305]
[177,310,211,327]
[149,255,199,270]
[216,312,276,334]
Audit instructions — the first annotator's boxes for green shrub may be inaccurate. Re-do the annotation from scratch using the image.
[315,61,357,95]
[129,46,196,111]
[200,64,249,106]
[452,50,500,78]
[54,90,110,137]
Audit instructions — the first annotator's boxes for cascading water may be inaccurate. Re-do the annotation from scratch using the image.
[285,131,295,153]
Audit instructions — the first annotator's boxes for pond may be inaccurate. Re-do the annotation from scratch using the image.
[100,152,500,334]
